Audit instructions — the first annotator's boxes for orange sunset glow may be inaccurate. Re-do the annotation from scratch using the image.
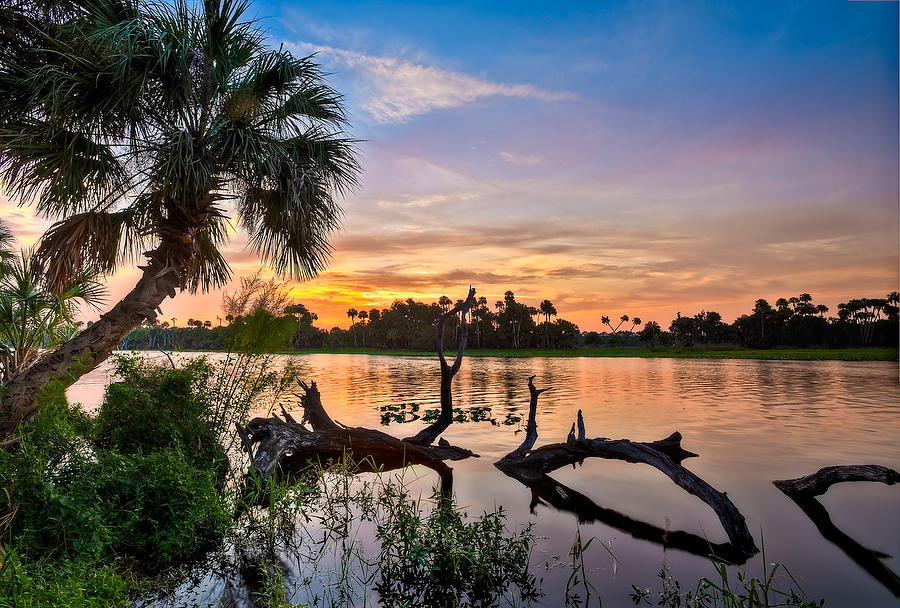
[1,2,896,333]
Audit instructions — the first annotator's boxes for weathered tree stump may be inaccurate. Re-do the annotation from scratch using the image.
[405,286,477,446]
[774,465,900,596]
[495,377,759,561]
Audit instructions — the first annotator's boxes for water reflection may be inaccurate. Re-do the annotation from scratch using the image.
[774,471,900,598]
[516,473,752,564]
[69,354,900,607]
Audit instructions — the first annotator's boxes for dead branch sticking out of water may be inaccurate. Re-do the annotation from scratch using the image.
[774,465,900,596]
[495,376,759,561]
[405,286,477,446]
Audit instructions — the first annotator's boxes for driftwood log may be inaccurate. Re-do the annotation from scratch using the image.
[495,377,759,561]
[774,465,900,596]
[236,289,481,494]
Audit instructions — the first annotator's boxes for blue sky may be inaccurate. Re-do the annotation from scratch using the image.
[3,0,896,328]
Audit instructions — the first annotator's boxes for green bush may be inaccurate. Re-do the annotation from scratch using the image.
[0,362,233,582]
[4,426,230,572]
[375,487,539,607]
[95,357,225,472]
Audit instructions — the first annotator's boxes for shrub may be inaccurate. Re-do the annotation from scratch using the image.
[1,364,232,576]
[95,357,225,472]
[375,487,538,607]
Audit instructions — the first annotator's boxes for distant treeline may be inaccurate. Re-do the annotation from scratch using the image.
[118,290,899,352]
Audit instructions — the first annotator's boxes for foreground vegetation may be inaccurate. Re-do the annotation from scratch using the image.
[0,358,825,607]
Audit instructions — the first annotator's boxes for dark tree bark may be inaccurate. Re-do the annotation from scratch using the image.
[774,465,900,597]
[0,215,206,437]
[774,465,900,497]
[495,377,758,560]
[521,473,753,564]
[404,287,477,446]
[238,381,476,496]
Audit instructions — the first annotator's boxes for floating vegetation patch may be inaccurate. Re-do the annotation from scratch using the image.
[379,403,522,426]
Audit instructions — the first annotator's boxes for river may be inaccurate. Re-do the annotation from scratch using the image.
[68,353,900,607]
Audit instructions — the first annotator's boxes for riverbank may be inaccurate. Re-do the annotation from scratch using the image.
[257,346,898,361]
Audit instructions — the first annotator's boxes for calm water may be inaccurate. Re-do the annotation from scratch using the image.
[69,354,900,607]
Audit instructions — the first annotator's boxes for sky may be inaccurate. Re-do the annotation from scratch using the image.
[1,0,898,330]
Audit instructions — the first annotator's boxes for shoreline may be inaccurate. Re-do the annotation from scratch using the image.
[134,346,898,361]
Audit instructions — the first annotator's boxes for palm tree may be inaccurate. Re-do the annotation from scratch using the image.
[438,295,452,314]
[357,309,368,348]
[539,299,556,348]
[0,0,358,435]
[347,308,358,347]
[476,296,488,347]
[0,219,13,278]
[0,250,103,384]
[629,317,642,333]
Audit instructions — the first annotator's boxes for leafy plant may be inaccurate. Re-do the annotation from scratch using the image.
[375,486,539,608]
[630,552,823,608]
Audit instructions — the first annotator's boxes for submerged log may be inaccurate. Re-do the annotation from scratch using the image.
[237,381,475,495]
[774,464,900,497]
[495,377,758,560]
[774,465,900,597]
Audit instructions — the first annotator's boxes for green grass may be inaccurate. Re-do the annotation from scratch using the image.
[273,346,898,361]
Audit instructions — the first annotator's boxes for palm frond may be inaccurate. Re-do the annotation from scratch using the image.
[242,177,341,280]
[284,127,360,195]
[32,211,125,293]
[0,121,125,216]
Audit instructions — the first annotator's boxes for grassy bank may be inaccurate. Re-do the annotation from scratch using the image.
[272,346,898,361]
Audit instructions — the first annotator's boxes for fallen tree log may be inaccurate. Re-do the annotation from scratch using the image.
[774,465,900,597]
[774,464,900,497]
[237,381,475,494]
[495,377,759,560]
[237,288,481,495]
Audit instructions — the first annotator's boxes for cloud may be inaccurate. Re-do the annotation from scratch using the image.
[287,42,578,123]
[375,191,480,209]
[500,151,543,166]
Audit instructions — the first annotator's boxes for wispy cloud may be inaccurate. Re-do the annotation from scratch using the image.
[287,42,578,123]
[500,151,543,166]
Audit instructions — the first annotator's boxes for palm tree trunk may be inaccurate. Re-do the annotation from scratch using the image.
[0,237,192,438]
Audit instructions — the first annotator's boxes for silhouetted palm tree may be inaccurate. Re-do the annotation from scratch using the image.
[539,299,556,347]
[0,0,359,435]
[357,309,368,347]
[347,308,358,347]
